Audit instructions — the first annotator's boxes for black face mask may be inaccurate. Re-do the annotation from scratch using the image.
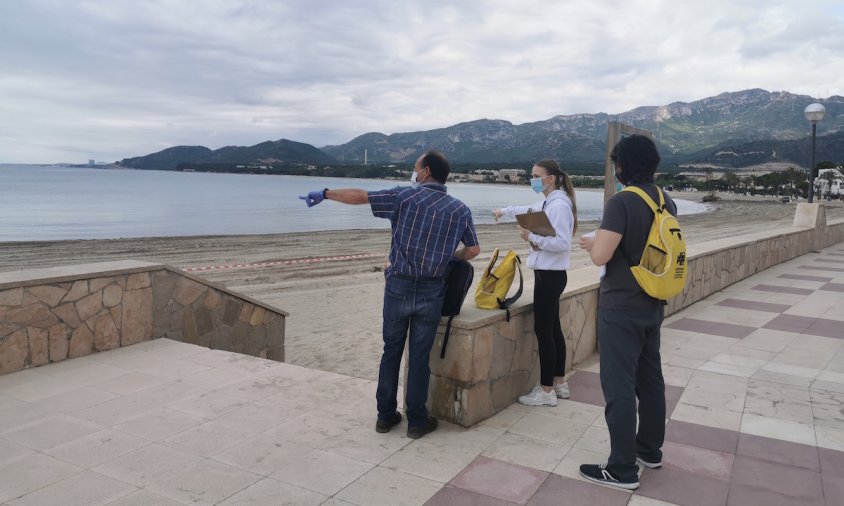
[615,166,632,185]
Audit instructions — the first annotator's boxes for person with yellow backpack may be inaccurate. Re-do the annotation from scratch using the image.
[578,134,678,490]
[493,159,577,407]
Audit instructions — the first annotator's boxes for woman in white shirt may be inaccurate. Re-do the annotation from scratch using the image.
[494,159,577,407]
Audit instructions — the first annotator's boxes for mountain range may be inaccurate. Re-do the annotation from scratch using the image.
[121,89,844,171]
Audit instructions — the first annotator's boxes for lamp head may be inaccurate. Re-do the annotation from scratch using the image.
[804,103,826,123]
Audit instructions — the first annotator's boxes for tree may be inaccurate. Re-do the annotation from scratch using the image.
[722,171,739,192]
[823,170,836,198]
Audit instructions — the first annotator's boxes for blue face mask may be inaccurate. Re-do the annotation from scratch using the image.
[530,177,546,193]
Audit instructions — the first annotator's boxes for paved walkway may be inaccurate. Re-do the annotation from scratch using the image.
[1,244,843,505]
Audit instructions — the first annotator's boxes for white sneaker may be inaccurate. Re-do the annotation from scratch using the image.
[553,383,570,399]
[518,385,557,406]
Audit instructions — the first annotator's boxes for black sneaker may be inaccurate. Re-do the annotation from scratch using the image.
[579,463,640,490]
[407,416,438,439]
[636,455,662,469]
[375,412,402,433]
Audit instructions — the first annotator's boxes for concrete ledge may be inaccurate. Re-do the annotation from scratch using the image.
[0,262,287,375]
[793,202,827,228]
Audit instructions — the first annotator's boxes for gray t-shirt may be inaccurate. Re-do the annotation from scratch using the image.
[598,184,678,311]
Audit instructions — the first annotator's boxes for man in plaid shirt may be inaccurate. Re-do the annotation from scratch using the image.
[300,150,479,439]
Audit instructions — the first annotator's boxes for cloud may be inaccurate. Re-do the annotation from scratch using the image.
[1,0,843,163]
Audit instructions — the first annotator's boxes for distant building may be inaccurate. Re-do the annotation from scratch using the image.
[499,169,524,179]
[814,168,844,196]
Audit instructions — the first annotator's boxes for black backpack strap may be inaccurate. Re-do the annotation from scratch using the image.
[440,315,455,358]
[498,255,523,322]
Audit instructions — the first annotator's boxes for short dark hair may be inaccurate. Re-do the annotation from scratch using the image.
[610,134,660,184]
[421,150,450,183]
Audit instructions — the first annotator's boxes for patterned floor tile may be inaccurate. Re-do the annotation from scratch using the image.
[714,298,791,313]
[664,420,739,454]
[801,265,844,273]
[526,474,630,506]
[727,483,823,506]
[729,455,824,505]
[820,283,844,292]
[752,284,815,295]
[664,318,756,339]
[763,314,816,334]
[425,486,519,506]
[778,274,833,282]
[814,258,844,264]
[660,441,734,481]
[821,474,844,506]
[566,371,605,407]
[819,447,844,478]
[736,433,820,471]
[637,465,729,506]
[450,456,547,504]
[665,384,684,417]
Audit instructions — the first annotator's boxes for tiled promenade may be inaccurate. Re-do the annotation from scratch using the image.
[1,244,843,505]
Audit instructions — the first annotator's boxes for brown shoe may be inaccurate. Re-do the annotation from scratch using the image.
[407,416,438,439]
[375,412,402,433]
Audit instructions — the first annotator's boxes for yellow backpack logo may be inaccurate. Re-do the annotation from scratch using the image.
[474,248,523,320]
[622,186,687,300]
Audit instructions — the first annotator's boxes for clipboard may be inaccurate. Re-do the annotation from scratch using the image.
[515,211,556,237]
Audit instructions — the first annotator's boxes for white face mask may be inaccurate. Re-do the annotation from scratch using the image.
[410,171,418,184]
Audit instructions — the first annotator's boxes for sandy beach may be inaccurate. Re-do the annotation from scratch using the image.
[3,192,843,381]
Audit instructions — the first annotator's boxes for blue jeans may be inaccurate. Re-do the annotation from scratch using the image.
[377,276,445,428]
[598,307,666,481]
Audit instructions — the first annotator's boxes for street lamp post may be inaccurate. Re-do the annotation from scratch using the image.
[804,103,826,203]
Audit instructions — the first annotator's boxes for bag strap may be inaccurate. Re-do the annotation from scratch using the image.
[618,185,666,267]
[498,254,523,322]
[440,315,455,358]
[622,185,666,213]
[483,248,500,280]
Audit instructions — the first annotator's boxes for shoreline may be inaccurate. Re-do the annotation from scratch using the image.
[3,197,843,381]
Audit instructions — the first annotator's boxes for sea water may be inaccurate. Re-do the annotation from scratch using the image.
[0,165,709,241]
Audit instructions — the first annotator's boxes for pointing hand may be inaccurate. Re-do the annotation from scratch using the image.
[299,190,325,207]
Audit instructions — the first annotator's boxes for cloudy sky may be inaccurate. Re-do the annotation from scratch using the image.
[2,0,843,164]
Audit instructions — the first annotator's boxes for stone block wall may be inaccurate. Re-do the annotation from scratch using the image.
[429,286,597,427]
[430,214,844,427]
[0,261,287,376]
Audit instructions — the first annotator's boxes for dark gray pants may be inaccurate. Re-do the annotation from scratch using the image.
[598,306,666,481]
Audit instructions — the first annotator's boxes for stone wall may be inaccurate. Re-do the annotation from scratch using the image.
[429,281,598,427]
[0,261,287,376]
[429,210,844,427]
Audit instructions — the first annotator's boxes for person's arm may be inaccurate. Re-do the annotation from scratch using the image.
[455,217,481,261]
[454,245,480,261]
[494,204,535,221]
[325,189,368,205]
[580,229,622,266]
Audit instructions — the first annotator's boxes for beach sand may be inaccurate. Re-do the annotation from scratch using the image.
[3,192,843,381]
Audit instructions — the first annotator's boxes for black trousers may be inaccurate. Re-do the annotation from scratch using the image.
[533,269,568,387]
[598,306,666,482]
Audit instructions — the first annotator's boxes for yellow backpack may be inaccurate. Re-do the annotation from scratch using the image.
[622,186,688,300]
[474,248,523,320]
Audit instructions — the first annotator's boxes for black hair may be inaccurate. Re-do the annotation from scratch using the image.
[421,150,450,183]
[610,134,661,184]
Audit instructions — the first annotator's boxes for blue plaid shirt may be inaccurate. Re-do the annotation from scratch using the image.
[368,183,478,279]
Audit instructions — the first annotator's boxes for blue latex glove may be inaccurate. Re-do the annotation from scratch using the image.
[299,189,325,207]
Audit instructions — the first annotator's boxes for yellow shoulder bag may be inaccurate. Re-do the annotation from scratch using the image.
[474,248,523,320]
